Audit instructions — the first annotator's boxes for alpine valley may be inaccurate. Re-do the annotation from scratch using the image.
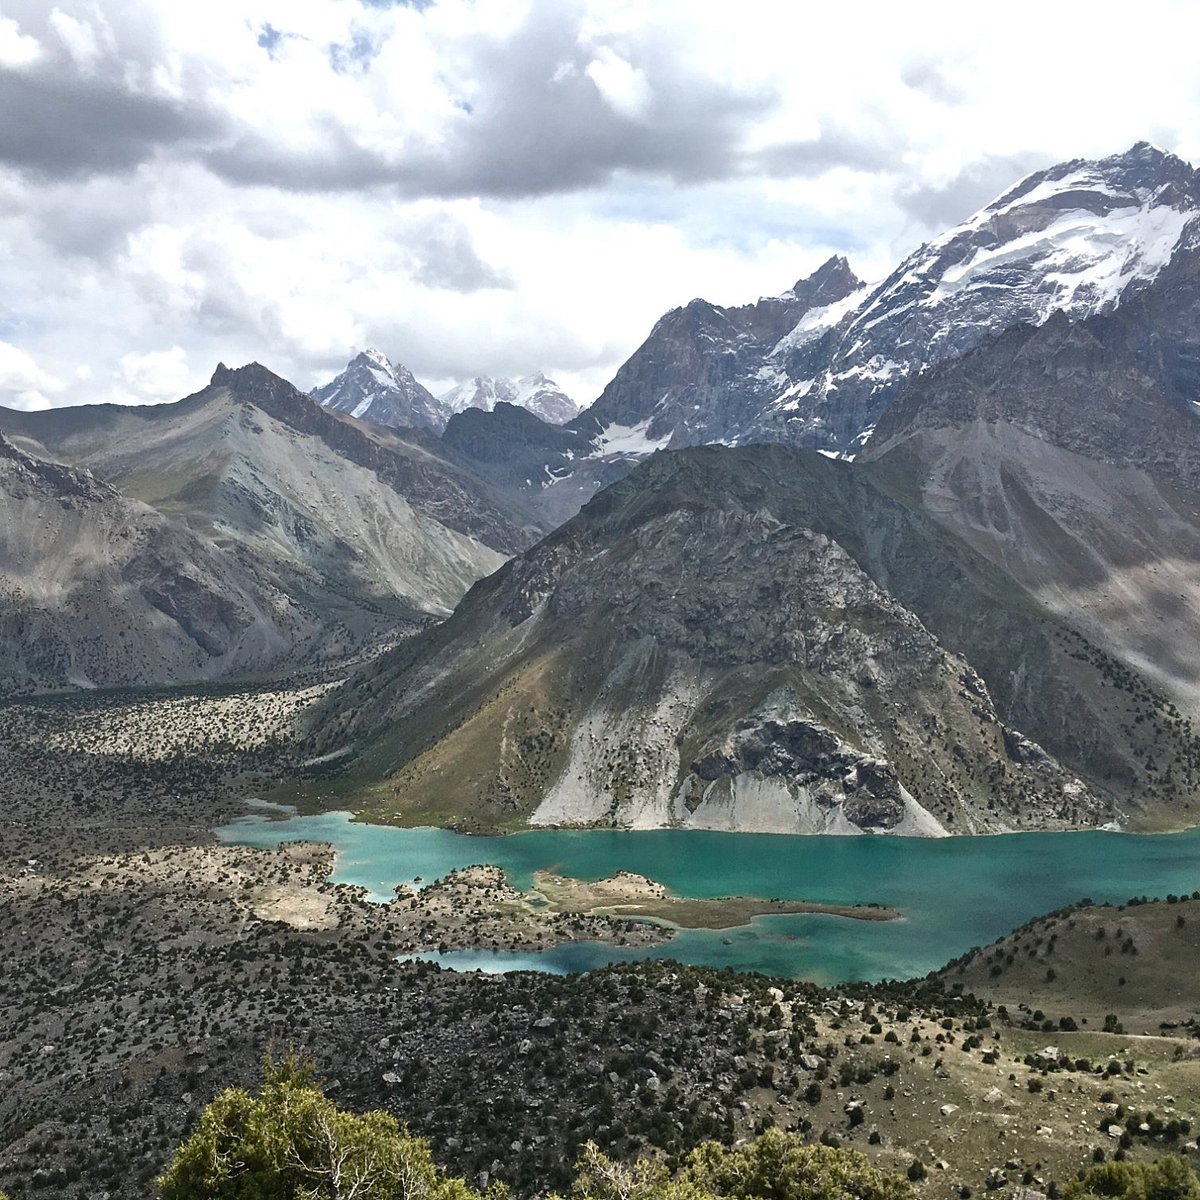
[6,143,1200,836]
[9,140,1200,1200]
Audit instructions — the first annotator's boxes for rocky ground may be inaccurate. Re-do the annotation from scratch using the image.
[2,681,1199,1199]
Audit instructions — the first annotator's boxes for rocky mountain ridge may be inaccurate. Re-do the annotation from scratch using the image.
[0,363,528,692]
[311,443,1199,836]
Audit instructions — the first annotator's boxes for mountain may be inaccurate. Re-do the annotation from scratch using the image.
[312,349,446,432]
[576,254,864,448]
[436,144,1200,532]
[439,373,577,425]
[308,443,1199,836]
[0,432,319,694]
[0,362,529,692]
[762,141,1200,453]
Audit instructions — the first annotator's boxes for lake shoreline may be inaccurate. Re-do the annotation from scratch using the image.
[217,807,1200,982]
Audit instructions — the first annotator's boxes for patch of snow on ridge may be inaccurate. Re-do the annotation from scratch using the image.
[926,203,1191,318]
[592,418,673,457]
[772,285,871,357]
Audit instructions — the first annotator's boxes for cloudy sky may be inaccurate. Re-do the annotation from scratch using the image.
[1,0,1197,412]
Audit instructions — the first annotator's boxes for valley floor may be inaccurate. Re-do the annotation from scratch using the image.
[2,680,1199,1198]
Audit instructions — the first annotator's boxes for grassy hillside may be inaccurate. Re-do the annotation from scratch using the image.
[940,894,1200,1032]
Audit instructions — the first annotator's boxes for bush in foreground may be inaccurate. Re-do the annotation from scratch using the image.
[158,1053,479,1200]
[158,1054,917,1200]
[1064,1157,1200,1200]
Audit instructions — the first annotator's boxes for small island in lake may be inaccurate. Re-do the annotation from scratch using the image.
[532,869,900,929]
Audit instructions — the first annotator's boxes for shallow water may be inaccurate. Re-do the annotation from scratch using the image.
[217,811,1200,983]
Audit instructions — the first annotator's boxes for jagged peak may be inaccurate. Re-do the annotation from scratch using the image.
[791,255,863,308]
[210,360,295,393]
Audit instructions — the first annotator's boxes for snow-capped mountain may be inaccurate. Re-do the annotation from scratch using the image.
[439,373,577,424]
[762,141,1200,454]
[560,142,1200,460]
[313,352,579,433]
[312,349,446,433]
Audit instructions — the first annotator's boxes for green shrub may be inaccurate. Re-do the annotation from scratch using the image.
[1063,1157,1200,1200]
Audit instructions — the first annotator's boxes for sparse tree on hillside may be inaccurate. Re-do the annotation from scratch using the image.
[158,1052,479,1200]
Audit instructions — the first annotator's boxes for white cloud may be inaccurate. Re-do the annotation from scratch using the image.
[115,345,193,404]
[584,48,652,120]
[0,0,1199,414]
[0,341,64,404]
[9,390,52,411]
[48,8,103,71]
[0,14,41,68]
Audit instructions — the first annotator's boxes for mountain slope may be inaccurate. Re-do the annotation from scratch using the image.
[0,363,531,691]
[312,349,446,432]
[0,434,318,693]
[308,445,1197,836]
[860,222,1200,722]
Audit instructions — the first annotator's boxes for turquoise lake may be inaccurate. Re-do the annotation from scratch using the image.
[217,809,1200,985]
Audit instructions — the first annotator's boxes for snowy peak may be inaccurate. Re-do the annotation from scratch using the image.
[762,141,1200,454]
[894,141,1200,325]
[990,142,1196,217]
[510,373,579,424]
[438,373,577,425]
[312,349,445,432]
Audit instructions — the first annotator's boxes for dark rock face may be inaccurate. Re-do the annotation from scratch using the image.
[691,717,908,832]
[0,432,113,505]
[574,255,863,447]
